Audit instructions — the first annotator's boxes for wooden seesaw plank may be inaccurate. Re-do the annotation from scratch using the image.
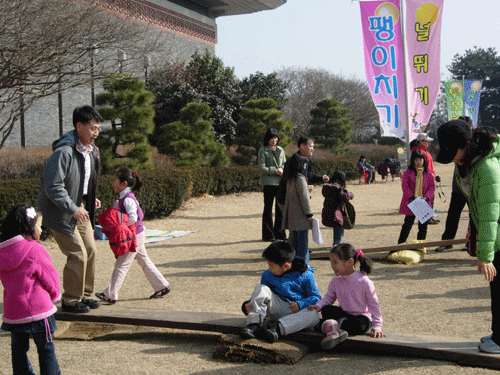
[310,238,468,259]
[55,305,246,335]
[55,305,500,370]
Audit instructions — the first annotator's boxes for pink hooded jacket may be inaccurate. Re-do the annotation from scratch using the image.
[0,235,61,324]
[399,168,435,216]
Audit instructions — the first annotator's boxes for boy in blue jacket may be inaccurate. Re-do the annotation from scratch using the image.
[240,240,321,342]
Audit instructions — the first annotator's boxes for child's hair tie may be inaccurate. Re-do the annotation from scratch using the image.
[355,249,364,258]
[133,172,138,177]
[26,207,36,220]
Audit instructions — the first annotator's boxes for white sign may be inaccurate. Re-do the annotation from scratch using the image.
[312,219,323,245]
[407,197,436,224]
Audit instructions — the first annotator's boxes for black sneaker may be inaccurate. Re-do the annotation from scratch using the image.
[435,245,452,252]
[82,298,101,309]
[262,322,280,343]
[240,323,261,339]
[95,292,116,304]
[428,218,440,225]
[61,301,90,314]
[150,286,171,299]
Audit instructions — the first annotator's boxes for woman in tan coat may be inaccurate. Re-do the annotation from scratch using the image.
[282,153,315,264]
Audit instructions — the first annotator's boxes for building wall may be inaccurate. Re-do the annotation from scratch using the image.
[3,0,216,148]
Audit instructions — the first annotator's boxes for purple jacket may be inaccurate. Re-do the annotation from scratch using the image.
[399,168,435,216]
[117,191,144,234]
[0,236,61,324]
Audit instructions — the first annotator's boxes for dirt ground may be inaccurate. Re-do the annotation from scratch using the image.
[1,162,498,374]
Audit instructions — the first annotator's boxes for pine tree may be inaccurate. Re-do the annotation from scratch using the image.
[156,102,228,167]
[233,98,293,165]
[309,98,353,155]
[96,73,155,172]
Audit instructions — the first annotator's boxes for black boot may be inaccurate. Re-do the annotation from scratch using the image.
[262,321,280,343]
[240,323,261,339]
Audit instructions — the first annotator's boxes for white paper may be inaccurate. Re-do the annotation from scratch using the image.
[407,197,436,224]
[312,218,323,245]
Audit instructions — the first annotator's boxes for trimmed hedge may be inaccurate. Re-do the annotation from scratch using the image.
[0,167,260,238]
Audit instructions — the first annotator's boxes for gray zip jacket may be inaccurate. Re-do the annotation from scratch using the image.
[36,130,100,236]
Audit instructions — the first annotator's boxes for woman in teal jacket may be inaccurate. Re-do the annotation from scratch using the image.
[258,128,287,241]
[437,120,500,354]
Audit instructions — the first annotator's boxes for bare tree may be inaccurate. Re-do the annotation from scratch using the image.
[0,0,169,147]
[278,67,379,142]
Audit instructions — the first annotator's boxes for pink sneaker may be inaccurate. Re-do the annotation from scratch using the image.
[321,319,348,350]
[321,319,340,335]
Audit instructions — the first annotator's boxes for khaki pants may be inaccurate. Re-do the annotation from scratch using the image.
[51,204,97,306]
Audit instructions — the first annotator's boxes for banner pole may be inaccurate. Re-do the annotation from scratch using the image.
[462,75,465,116]
[400,0,412,162]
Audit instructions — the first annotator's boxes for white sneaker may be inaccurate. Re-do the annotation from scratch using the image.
[479,339,500,354]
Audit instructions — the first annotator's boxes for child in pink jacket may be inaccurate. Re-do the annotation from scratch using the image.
[397,149,436,244]
[0,204,61,374]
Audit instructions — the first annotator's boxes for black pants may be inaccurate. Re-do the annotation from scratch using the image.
[262,185,285,241]
[442,190,468,240]
[491,252,500,344]
[366,169,375,183]
[398,215,428,244]
[321,305,372,336]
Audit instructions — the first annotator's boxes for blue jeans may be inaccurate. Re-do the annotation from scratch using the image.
[11,331,60,375]
[333,227,344,245]
[291,230,309,264]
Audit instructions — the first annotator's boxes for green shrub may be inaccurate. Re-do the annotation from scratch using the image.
[311,156,359,181]
[95,169,191,220]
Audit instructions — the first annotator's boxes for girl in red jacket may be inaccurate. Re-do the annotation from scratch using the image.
[0,204,61,374]
[397,149,435,244]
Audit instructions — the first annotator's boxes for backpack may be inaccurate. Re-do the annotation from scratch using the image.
[342,201,356,230]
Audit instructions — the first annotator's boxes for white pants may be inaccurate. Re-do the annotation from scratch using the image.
[103,231,169,300]
[246,284,320,336]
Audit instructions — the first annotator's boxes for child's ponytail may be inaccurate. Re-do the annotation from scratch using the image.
[331,243,373,275]
[355,249,373,275]
[115,167,142,192]
[132,172,143,192]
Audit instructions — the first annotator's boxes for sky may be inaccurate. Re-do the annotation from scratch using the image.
[216,0,500,81]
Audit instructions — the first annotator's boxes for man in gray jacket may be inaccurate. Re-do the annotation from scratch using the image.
[37,106,104,313]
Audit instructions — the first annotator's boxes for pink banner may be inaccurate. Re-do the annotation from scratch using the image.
[360,0,407,140]
[404,0,443,140]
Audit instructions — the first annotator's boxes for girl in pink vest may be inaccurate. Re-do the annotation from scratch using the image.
[0,204,61,374]
[96,168,170,303]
